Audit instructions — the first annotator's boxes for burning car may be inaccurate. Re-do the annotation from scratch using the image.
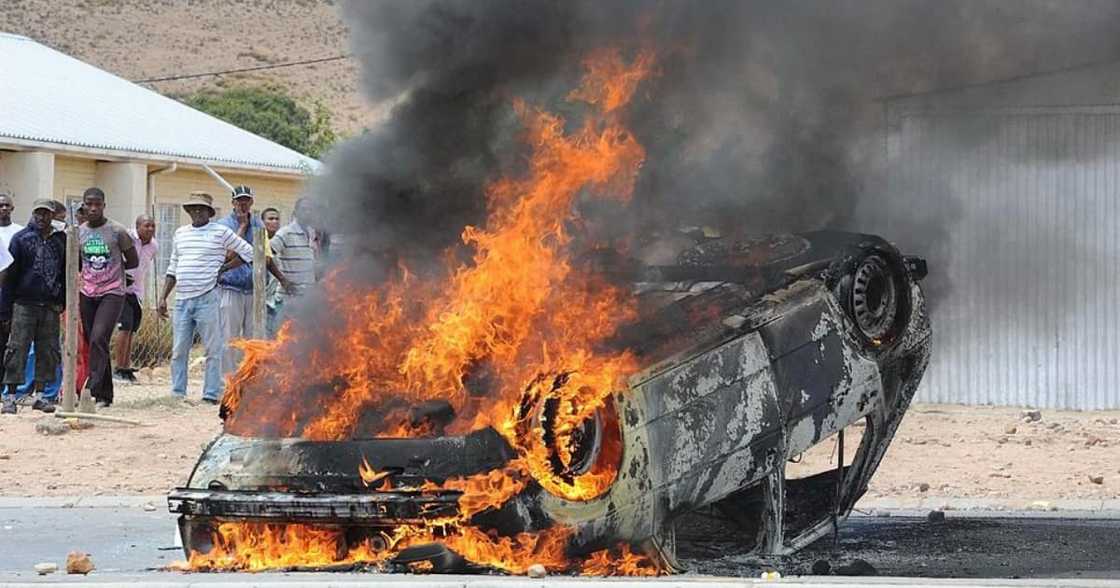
[169,229,930,574]
[166,49,929,576]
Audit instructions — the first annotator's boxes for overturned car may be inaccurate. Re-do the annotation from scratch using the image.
[169,230,931,573]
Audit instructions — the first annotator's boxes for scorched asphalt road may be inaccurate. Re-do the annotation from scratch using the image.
[0,499,1117,583]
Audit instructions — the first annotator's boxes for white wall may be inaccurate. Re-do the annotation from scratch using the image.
[94,161,147,226]
[0,150,55,213]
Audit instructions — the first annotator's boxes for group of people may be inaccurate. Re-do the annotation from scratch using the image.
[0,185,321,414]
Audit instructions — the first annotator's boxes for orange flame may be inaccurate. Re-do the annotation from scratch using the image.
[358,456,394,491]
[203,47,659,576]
[580,544,661,576]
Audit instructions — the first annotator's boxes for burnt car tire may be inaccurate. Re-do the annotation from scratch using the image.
[833,252,911,349]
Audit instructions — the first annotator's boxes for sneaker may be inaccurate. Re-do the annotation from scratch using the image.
[123,371,138,384]
[31,396,56,413]
[201,397,219,406]
[112,370,130,383]
[94,400,111,409]
[1,396,15,414]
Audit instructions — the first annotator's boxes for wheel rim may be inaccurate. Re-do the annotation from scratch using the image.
[851,255,897,342]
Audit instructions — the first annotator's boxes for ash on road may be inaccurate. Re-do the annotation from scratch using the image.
[677,512,1120,580]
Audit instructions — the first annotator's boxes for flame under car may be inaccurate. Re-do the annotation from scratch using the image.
[169,230,931,572]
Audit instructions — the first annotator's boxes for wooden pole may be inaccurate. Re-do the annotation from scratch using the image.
[251,226,267,339]
[60,224,80,413]
[54,411,143,426]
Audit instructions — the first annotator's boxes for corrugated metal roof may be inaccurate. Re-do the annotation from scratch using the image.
[0,32,321,174]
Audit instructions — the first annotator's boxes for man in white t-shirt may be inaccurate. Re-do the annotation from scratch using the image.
[0,192,23,385]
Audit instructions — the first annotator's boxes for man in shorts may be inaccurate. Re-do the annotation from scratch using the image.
[113,214,158,383]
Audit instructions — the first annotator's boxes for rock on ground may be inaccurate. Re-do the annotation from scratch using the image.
[65,552,94,575]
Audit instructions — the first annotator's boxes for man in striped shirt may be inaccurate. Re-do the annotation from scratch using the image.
[157,192,253,404]
[269,197,320,332]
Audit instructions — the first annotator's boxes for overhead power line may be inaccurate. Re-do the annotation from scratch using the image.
[133,54,352,84]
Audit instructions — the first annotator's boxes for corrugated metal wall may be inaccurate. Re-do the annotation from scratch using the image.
[887,107,1120,409]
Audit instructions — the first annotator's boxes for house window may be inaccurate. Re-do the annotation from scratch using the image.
[154,203,180,300]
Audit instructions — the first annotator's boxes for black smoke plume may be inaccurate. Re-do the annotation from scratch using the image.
[309,0,1120,306]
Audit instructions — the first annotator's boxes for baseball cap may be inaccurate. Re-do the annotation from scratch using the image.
[231,185,254,199]
[31,198,56,213]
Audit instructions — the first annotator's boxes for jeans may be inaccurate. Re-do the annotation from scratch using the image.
[80,293,124,405]
[17,343,61,399]
[170,288,223,400]
[2,303,60,390]
[219,288,253,375]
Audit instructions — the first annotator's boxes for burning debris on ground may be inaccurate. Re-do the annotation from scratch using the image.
[166,1,933,578]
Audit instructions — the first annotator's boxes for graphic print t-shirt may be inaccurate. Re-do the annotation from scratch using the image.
[79,220,131,297]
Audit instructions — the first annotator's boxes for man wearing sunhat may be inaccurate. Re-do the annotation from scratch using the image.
[157,192,253,404]
[0,199,63,414]
[214,185,290,378]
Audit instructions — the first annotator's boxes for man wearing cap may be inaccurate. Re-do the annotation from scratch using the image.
[0,199,63,414]
[157,192,254,404]
[214,185,291,376]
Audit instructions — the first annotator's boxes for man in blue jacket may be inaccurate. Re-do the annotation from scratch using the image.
[215,186,290,378]
[1,199,65,414]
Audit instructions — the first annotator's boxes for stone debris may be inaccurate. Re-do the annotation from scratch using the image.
[1021,410,1042,423]
[917,482,930,493]
[33,562,57,575]
[66,419,94,430]
[143,503,157,512]
[1004,425,1017,435]
[527,563,546,578]
[1084,436,1104,447]
[35,419,70,436]
[1027,500,1058,512]
[65,552,94,575]
[1088,475,1104,485]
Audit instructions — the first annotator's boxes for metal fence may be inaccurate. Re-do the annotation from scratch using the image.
[886,106,1120,409]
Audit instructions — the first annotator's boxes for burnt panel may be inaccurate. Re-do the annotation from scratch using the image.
[769,331,848,425]
[757,296,831,361]
[214,428,515,493]
[637,334,783,515]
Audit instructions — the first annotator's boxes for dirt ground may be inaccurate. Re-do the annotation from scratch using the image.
[0,381,1117,501]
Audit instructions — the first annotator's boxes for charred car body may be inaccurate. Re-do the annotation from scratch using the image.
[170,230,931,571]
